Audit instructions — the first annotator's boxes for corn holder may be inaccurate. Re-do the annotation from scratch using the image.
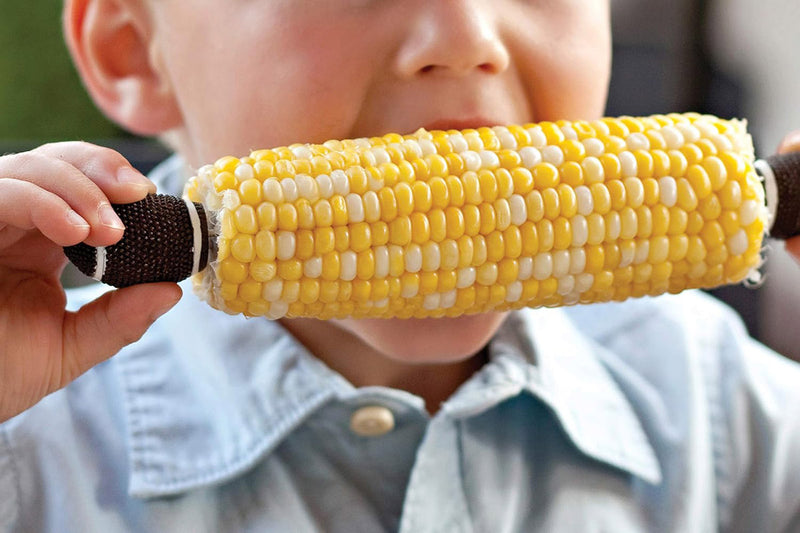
[64,114,800,319]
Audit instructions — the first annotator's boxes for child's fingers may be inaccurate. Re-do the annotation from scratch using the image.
[60,283,182,386]
[777,131,800,154]
[0,180,90,246]
[32,141,156,203]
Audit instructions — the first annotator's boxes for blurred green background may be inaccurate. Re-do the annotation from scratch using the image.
[0,0,123,143]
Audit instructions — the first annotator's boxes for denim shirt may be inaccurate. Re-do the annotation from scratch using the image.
[3,157,800,532]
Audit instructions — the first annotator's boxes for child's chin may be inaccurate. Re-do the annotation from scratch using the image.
[348,312,510,364]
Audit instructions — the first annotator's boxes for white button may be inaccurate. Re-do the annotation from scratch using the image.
[349,406,395,437]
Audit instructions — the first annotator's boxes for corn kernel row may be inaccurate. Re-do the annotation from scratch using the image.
[184,113,767,319]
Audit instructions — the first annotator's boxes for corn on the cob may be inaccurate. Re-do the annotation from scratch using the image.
[184,113,768,320]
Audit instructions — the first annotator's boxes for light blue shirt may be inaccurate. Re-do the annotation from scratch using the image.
[3,158,800,532]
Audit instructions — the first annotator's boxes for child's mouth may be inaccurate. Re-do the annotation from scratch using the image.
[420,117,503,132]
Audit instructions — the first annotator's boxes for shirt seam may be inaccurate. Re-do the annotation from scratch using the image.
[0,424,20,531]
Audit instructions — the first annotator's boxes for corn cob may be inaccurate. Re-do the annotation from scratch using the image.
[181,113,769,320]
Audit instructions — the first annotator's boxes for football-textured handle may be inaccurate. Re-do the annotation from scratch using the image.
[63,194,209,288]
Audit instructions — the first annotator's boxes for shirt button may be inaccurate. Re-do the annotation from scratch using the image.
[349,405,395,437]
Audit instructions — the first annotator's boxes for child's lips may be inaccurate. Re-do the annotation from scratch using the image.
[421,117,504,132]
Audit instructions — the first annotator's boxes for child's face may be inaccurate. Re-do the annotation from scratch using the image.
[146,0,611,363]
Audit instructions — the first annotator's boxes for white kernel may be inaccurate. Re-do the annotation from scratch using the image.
[619,151,638,178]
[401,281,419,298]
[304,257,322,278]
[661,126,685,149]
[575,273,594,292]
[263,280,283,302]
[371,147,390,165]
[448,134,469,153]
[728,229,749,255]
[403,140,423,159]
[582,157,605,183]
[533,252,553,280]
[694,120,717,138]
[527,127,547,148]
[405,244,422,273]
[646,130,666,150]
[235,163,255,181]
[222,190,241,210]
[658,176,678,207]
[739,199,759,226]
[462,151,482,171]
[605,211,621,241]
[295,175,318,201]
[479,150,500,169]
[518,257,533,280]
[353,138,371,149]
[281,178,298,202]
[676,123,701,144]
[375,298,389,309]
[561,125,578,140]
[291,146,313,160]
[582,138,605,157]
[457,267,476,288]
[571,215,588,247]
[576,186,594,215]
[495,128,518,150]
[519,146,542,168]
[542,145,565,166]
[506,281,523,303]
[619,243,636,267]
[359,150,376,167]
[509,195,527,226]
[346,193,365,223]
[315,174,334,198]
[441,290,457,309]
[557,275,575,295]
[625,132,650,151]
[263,178,284,203]
[423,293,441,311]
[265,300,289,320]
[374,246,390,277]
[711,133,733,152]
[569,248,586,274]
[341,251,357,280]
[464,132,484,151]
[418,139,436,156]
[277,231,296,260]
[422,242,441,271]
[634,240,650,264]
[331,170,350,195]
[553,250,571,277]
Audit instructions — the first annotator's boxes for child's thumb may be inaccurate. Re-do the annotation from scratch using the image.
[60,283,182,387]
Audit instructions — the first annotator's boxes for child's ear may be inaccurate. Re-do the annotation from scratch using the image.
[63,0,181,136]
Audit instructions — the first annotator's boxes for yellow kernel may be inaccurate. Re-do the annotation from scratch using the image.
[620,207,638,240]
[599,154,622,181]
[479,170,499,203]
[394,182,414,215]
[429,209,447,241]
[313,227,334,255]
[642,178,660,206]
[558,184,578,217]
[445,153,466,175]
[607,180,627,211]
[720,211,740,236]
[587,213,606,245]
[440,240,460,270]
[504,226,522,258]
[477,263,499,286]
[652,205,670,236]
[537,220,555,251]
[486,231,505,262]
[446,175,465,206]
[356,250,375,280]
[554,218,572,250]
[254,160,275,180]
[636,206,653,238]
[334,226,350,252]
[371,221,389,246]
[331,195,349,226]
[561,139,586,161]
[707,245,728,266]
[634,150,654,179]
[464,204,481,236]
[701,221,726,249]
[429,177,449,209]
[680,144,704,166]
[438,269,458,292]
[215,156,240,173]
[604,243,622,269]
[351,222,372,253]
[667,207,688,236]
[525,190,545,222]
[633,264,653,284]
[377,188,398,222]
[238,179,262,205]
[321,252,341,281]
[676,178,699,211]
[389,216,412,245]
[512,168,535,194]
[445,207,466,239]
[219,257,248,284]
[235,205,258,234]
[397,160,415,183]
[457,236,475,268]
[534,163,560,189]
[498,149,522,170]
[668,235,689,262]
[231,234,256,263]
[412,181,433,212]
[255,230,277,260]
[649,236,670,263]
[590,183,611,214]
[668,150,689,178]
[472,235,488,266]
[275,159,296,180]
[497,168,514,199]
[312,199,333,227]
[276,203,298,232]
[521,222,539,255]
[238,280,262,303]
[463,172,482,204]
[719,180,742,209]
[696,138,718,157]
[651,150,670,178]
[560,161,584,188]
[686,212,705,235]
[389,246,405,277]
[719,152,745,181]
[686,165,712,200]
[296,199,315,229]
[542,188,560,219]
[420,272,439,294]
[585,245,605,273]
[479,203,497,235]
[427,154,448,177]
[410,212,431,244]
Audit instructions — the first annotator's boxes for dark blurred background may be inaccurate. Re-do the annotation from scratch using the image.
[2,0,799,357]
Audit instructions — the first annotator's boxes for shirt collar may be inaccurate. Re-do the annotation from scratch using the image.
[119,156,661,499]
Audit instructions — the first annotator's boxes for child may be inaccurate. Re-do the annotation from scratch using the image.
[2,0,800,531]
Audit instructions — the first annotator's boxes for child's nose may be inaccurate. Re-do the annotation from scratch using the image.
[393,0,510,79]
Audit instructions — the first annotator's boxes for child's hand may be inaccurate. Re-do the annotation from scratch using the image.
[0,142,181,422]
[778,132,800,261]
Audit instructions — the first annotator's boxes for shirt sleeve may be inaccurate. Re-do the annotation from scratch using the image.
[0,425,19,532]
[710,311,800,533]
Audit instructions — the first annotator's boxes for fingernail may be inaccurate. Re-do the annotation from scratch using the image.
[117,167,156,193]
[67,210,90,228]
[99,204,125,230]
[778,131,800,154]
